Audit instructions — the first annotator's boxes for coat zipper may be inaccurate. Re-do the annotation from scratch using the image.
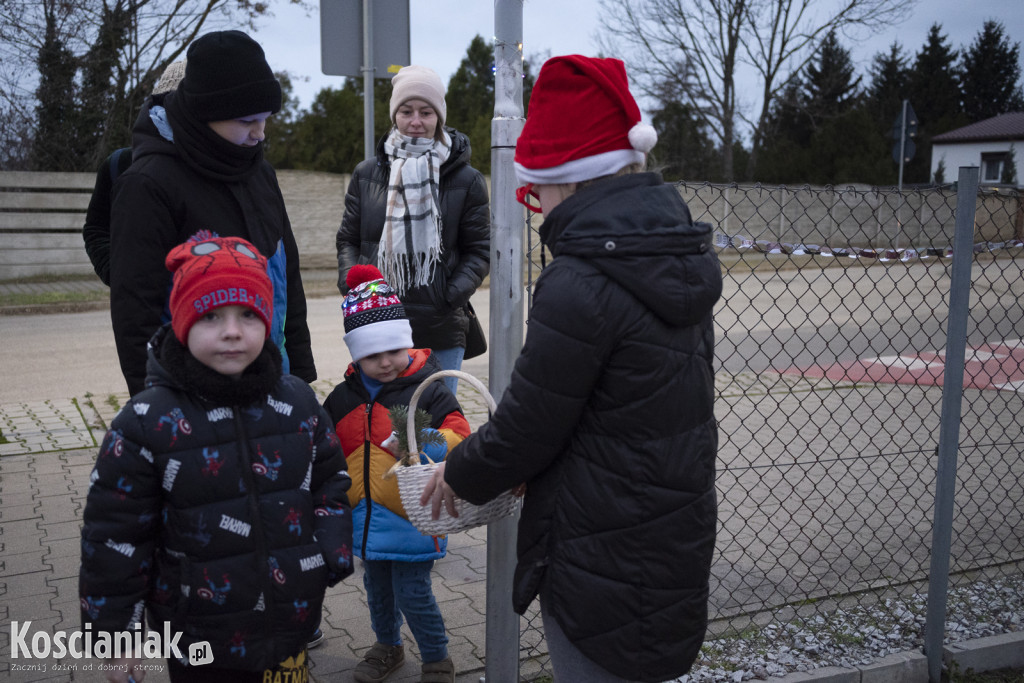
[234,409,276,651]
[361,402,373,557]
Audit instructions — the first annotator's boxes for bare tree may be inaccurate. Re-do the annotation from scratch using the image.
[0,0,294,170]
[596,0,917,181]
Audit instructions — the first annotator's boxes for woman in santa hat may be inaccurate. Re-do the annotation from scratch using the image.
[422,54,723,683]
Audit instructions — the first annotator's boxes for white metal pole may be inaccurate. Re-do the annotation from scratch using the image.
[485,0,525,680]
[362,0,375,161]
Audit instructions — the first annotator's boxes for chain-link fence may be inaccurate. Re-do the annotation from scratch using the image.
[514,179,1024,680]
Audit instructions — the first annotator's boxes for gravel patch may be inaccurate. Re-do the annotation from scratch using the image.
[674,573,1024,682]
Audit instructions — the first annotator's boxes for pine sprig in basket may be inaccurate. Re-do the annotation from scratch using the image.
[386,405,447,466]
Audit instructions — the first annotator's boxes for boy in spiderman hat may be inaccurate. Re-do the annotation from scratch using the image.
[422,55,723,682]
[80,235,353,682]
[322,264,471,683]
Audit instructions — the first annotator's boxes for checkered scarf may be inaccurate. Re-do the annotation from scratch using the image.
[381,128,451,295]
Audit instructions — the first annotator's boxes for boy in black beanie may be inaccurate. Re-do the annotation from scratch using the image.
[108,30,317,400]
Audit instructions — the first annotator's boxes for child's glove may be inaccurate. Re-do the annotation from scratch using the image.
[419,428,447,464]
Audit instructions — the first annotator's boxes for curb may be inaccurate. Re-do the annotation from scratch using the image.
[770,631,1024,683]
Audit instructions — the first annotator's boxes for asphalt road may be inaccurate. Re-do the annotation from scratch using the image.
[0,289,491,404]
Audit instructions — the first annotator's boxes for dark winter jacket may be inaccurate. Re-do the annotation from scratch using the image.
[444,173,722,682]
[322,349,471,560]
[336,128,490,351]
[109,93,316,395]
[79,326,353,671]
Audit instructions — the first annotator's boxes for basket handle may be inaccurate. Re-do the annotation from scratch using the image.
[407,370,497,457]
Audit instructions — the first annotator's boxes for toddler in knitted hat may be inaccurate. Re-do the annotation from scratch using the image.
[341,264,415,380]
[323,263,468,683]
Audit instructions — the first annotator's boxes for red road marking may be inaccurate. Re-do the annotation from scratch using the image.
[779,340,1024,392]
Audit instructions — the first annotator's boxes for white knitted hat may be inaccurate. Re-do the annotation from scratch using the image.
[389,65,447,128]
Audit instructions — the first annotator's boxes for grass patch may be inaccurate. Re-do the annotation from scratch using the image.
[947,661,1024,683]
[0,291,104,307]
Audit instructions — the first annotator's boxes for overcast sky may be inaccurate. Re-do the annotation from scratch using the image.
[250,0,1022,118]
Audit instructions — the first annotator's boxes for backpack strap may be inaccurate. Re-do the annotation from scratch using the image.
[108,147,131,185]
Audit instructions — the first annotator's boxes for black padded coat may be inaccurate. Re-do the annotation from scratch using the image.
[335,128,490,351]
[444,172,722,682]
[79,326,353,671]
[109,93,316,395]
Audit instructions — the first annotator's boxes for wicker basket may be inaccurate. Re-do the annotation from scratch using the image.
[392,370,521,536]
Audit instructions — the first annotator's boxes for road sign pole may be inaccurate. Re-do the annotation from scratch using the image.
[898,99,907,191]
[362,0,375,161]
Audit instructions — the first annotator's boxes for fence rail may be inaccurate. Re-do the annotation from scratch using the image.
[514,178,1024,681]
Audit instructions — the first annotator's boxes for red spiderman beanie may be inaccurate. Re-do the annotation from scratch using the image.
[513,55,657,185]
[165,236,273,343]
[342,265,414,361]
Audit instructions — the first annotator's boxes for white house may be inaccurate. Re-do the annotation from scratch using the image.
[930,112,1024,188]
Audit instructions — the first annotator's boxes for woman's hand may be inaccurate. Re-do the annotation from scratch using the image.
[419,462,459,520]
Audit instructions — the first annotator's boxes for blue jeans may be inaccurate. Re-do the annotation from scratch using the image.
[430,347,465,394]
[362,559,449,663]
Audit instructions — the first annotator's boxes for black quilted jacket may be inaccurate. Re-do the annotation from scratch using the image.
[79,326,353,671]
[335,127,490,350]
[444,172,722,682]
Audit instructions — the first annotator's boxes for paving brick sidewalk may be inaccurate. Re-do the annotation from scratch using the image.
[0,378,533,683]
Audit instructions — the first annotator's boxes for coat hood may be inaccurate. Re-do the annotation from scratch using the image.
[540,173,722,327]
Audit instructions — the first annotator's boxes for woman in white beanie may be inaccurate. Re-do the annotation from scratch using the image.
[336,65,490,395]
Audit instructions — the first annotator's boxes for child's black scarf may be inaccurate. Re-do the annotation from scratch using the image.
[160,332,282,407]
[163,90,264,182]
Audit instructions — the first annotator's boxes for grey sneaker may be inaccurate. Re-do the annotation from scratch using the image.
[353,642,405,682]
[420,656,455,683]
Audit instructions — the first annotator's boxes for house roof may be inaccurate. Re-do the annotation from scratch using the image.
[932,112,1024,144]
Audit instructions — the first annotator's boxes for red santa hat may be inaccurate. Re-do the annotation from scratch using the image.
[514,55,657,185]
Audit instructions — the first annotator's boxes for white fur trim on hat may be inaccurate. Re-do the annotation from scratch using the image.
[344,318,414,362]
[515,149,645,185]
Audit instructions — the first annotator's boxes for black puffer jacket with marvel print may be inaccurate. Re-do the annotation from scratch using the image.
[79,325,353,671]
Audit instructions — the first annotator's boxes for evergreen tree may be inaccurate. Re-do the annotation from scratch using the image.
[803,30,862,125]
[30,7,79,171]
[446,34,536,176]
[864,42,911,186]
[649,96,718,181]
[77,4,132,169]
[280,78,393,173]
[866,42,910,132]
[960,20,1024,121]
[1002,144,1018,186]
[909,24,968,184]
[756,80,812,183]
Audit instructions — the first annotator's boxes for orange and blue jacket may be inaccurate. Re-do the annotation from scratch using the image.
[321,348,470,560]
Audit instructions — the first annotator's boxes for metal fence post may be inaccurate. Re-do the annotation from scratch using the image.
[924,166,979,683]
[486,1,525,680]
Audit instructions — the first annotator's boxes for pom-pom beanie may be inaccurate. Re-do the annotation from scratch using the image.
[165,236,273,343]
[152,59,187,95]
[179,30,282,122]
[389,65,447,128]
[342,265,414,362]
[514,55,658,185]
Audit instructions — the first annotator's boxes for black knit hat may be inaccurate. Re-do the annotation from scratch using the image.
[180,30,282,122]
